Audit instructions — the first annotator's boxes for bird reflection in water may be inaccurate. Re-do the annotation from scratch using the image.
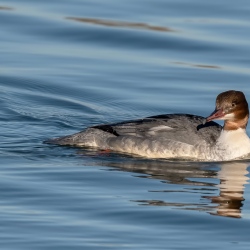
[205,162,249,218]
[84,152,249,219]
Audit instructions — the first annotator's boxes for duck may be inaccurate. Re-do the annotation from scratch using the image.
[46,90,250,161]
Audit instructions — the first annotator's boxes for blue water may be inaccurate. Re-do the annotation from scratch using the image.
[1,0,250,249]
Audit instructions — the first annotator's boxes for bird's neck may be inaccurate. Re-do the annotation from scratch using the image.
[223,116,248,130]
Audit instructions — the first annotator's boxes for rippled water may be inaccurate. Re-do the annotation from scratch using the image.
[1,0,250,249]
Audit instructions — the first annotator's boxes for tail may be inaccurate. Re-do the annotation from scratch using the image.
[44,128,116,147]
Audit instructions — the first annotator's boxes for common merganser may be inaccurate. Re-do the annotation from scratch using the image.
[46,90,250,161]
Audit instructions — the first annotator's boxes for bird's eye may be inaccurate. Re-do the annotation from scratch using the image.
[232,102,236,107]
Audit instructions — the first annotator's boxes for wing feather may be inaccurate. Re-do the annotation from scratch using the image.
[92,114,222,146]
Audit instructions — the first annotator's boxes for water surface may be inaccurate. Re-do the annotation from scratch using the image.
[1,0,250,249]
